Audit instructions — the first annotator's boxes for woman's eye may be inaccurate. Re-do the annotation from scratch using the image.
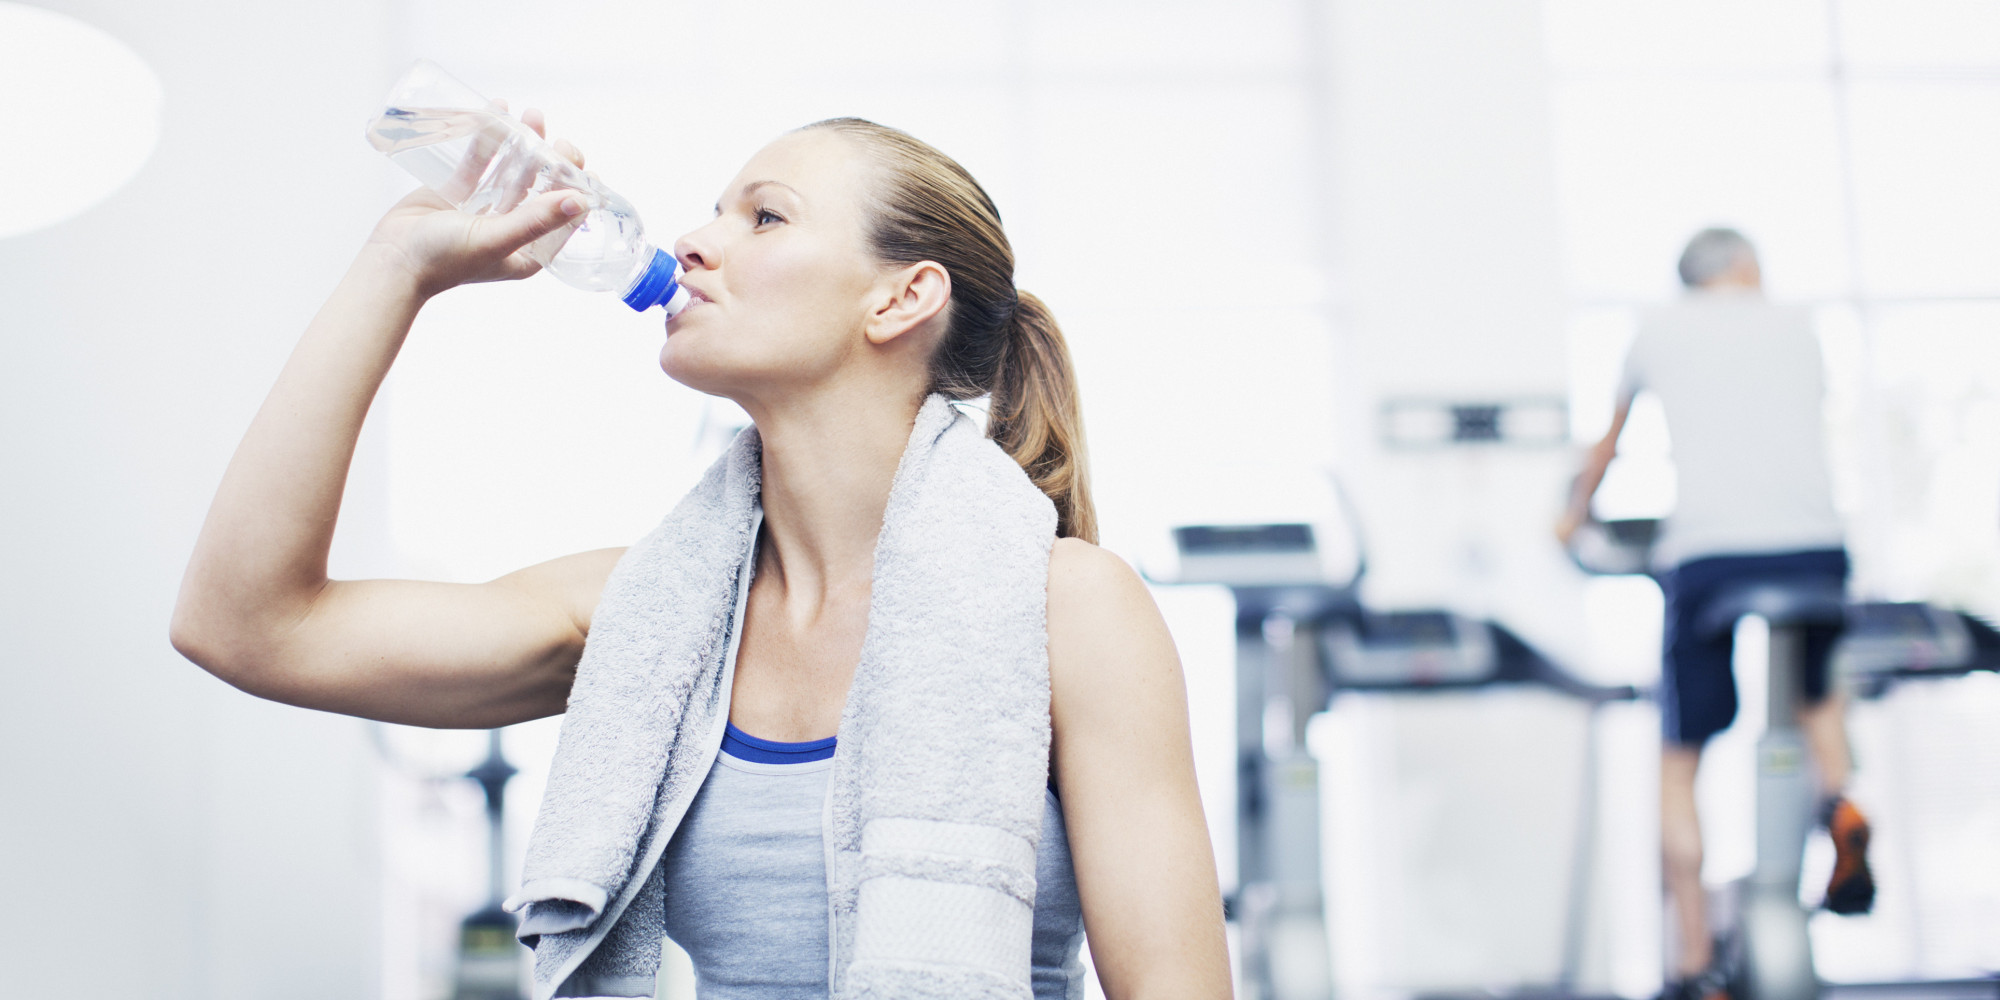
[754,208,784,227]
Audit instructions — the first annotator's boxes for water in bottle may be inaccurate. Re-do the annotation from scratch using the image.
[366,59,686,314]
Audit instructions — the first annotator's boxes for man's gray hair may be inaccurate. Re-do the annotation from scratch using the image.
[1677,227,1757,288]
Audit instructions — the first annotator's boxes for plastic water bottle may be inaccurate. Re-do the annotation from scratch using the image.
[365,60,687,314]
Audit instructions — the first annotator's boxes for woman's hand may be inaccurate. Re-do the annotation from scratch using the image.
[362,104,593,299]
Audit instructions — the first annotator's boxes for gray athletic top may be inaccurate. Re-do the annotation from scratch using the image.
[657,747,1085,999]
[656,533,1086,999]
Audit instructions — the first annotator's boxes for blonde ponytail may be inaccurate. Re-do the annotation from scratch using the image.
[989,292,1095,543]
[802,117,1097,541]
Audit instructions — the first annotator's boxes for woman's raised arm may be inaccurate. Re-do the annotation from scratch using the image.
[1048,538,1234,999]
[172,112,619,729]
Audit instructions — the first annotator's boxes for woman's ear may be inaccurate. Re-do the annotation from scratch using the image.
[864,262,951,346]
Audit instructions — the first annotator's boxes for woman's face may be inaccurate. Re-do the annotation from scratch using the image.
[662,130,888,402]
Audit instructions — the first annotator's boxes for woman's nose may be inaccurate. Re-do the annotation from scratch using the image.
[674,225,716,272]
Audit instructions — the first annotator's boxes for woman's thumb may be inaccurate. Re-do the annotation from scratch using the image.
[480,190,586,255]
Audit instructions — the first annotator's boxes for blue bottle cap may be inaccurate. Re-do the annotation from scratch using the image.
[622,247,683,312]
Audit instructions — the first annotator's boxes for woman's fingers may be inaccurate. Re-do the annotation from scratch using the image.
[495,251,545,282]
[474,188,584,259]
[499,105,583,168]
[389,184,452,214]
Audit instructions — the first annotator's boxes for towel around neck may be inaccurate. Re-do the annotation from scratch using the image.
[506,395,1059,1000]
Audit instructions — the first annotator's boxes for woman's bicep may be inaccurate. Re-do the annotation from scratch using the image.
[208,547,623,728]
[1047,539,1231,1000]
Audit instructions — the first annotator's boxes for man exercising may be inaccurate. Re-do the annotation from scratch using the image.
[1558,228,1875,1000]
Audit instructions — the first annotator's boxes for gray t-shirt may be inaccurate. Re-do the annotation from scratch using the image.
[1619,294,1845,566]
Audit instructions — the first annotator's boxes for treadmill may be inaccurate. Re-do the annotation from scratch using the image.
[1169,521,1635,1000]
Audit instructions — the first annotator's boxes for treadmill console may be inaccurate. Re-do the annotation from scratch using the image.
[1171,523,1324,587]
[1321,611,1500,687]
[1835,602,1976,677]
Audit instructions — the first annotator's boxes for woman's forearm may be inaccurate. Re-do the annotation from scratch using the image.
[171,247,427,676]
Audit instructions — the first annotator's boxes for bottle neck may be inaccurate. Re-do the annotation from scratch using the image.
[621,247,685,313]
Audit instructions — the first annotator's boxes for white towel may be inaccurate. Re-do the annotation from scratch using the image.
[506,395,1058,1000]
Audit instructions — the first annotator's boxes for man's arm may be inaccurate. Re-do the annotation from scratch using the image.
[1556,393,1633,545]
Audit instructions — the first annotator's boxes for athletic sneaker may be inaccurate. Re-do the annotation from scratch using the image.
[1822,796,1876,915]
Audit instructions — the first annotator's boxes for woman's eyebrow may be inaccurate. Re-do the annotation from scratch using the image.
[717,180,802,215]
[741,180,800,199]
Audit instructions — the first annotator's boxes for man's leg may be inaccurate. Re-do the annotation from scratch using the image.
[1797,693,1851,797]
[1662,745,1711,977]
[1798,610,1854,797]
[1657,558,1740,988]
[1799,618,1874,915]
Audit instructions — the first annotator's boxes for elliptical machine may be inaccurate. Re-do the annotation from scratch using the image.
[1568,518,1839,1000]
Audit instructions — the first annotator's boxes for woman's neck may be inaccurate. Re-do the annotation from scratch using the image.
[745,385,923,604]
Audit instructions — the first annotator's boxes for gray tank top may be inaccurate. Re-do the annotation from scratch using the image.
[657,532,1086,999]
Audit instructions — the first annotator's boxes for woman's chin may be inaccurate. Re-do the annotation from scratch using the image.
[659,342,743,397]
[660,328,821,400]
[658,344,706,387]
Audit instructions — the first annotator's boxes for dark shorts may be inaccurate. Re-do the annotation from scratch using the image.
[1658,548,1849,747]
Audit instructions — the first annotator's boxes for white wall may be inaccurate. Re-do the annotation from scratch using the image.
[1324,0,1584,644]
[0,2,394,995]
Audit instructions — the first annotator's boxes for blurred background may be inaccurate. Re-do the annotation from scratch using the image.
[3,1,1998,998]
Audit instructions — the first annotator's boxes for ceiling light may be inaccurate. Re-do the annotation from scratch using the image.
[0,4,163,240]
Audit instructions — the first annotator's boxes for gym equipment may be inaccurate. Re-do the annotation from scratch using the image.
[1565,518,1659,578]
[370,725,526,1000]
[1171,521,1635,1000]
[1698,576,1845,1000]
[1174,523,1348,1000]
[1836,601,1999,698]
[1379,397,1570,449]
[1826,604,2000,1000]
[456,730,525,1000]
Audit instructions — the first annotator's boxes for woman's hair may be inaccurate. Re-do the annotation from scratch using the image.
[803,117,1096,543]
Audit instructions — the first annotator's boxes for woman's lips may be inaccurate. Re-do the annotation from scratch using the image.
[666,287,711,330]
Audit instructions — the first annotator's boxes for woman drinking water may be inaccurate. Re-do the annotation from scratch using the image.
[172,109,1230,1000]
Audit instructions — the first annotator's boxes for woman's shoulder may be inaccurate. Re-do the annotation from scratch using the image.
[1045,537,1186,738]
[1046,537,1166,662]
[1048,540,1144,600]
